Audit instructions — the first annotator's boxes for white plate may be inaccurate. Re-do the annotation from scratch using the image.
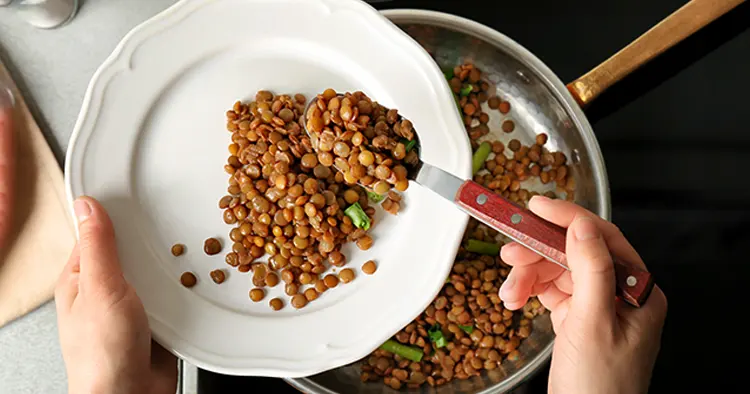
[65,0,471,377]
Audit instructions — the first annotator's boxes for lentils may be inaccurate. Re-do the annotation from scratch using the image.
[291,294,308,309]
[249,288,265,302]
[171,244,185,256]
[305,89,417,198]
[339,268,355,283]
[323,274,339,288]
[203,238,222,255]
[210,269,226,284]
[270,298,284,311]
[362,260,377,275]
[180,272,197,288]
[221,91,382,311]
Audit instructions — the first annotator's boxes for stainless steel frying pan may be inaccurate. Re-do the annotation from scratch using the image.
[281,0,743,393]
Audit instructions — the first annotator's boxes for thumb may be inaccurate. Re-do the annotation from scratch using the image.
[566,215,616,326]
[73,196,126,297]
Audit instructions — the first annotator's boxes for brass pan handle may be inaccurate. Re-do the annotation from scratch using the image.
[567,0,745,107]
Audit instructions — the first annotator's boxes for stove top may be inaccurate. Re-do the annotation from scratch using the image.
[188,0,750,392]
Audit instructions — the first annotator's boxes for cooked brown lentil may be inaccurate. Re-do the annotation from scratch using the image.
[171,244,185,256]
[323,274,339,288]
[362,260,377,275]
[291,294,308,309]
[266,272,280,287]
[209,269,226,284]
[304,288,319,302]
[269,297,284,311]
[249,288,265,302]
[203,238,222,255]
[339,268,355,283]
[498,100,511,114]
[180,272,197,288]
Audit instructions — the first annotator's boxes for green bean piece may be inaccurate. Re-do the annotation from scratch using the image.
[466,239,500,256]
[344,202,371,231]
[379,340,424,362]
[472,142,492,175]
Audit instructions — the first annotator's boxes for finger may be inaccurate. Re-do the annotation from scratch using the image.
[549,296,571,334]
[500,260,569,309]
[502,242,573,292]
[528,196,645,269]
[566,215,617,325]
[74,196,126,298]
[531,281,551,296]
[499,266,534,310]
[0,89,14,250]
[537,281,570,312]
[54,246,81,312]
[501,242,545,267]
[538,282,571,331]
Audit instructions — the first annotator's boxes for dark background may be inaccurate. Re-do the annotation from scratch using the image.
[200,0,750,392]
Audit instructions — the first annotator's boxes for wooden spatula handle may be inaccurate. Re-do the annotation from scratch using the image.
[455,180,654,308]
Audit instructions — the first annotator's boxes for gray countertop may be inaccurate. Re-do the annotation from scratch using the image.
[0,1,176,393]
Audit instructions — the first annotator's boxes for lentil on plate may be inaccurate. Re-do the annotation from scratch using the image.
[180,272,197,288]
[171,244,185,256]
[219,90,392,310]
[305,89,419,196]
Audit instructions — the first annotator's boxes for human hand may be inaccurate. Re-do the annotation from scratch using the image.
[55,196,177,394]
[0,85,14,251]
[498,196,667,394]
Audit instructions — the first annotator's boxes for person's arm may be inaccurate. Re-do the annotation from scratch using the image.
[0,85,14,251]
[499,195,667,394]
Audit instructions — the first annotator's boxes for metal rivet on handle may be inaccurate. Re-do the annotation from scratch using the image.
[476,194,488,205]
[511,213,522,224]
[626,276,637,287]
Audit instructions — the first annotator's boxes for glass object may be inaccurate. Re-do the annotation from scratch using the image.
[5,0,79,29]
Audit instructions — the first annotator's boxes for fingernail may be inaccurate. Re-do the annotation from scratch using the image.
[499,275,515,299]
[573,216,600,241]
[530,195,550,203]
[0,84,14,109]
[528,195,551,207]
[74,198,92,224]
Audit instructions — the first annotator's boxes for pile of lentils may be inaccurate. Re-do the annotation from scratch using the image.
[211,90,394,310]
[305,89,419,195]
[359,61,572,390]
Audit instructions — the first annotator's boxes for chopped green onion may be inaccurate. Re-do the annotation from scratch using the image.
[472,142,492,175]
[404,139,417,152]
[366,190,385,204]
[466,239,500,256]
[380,340,424,362]
[428,325,447,349]
[442,67,454,80]
[460,84,473,97]
[445,277,451,284]
[344,202,371,231]
[459,325,474,334]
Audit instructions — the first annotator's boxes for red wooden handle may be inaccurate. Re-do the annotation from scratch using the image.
[455,180,654,308]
